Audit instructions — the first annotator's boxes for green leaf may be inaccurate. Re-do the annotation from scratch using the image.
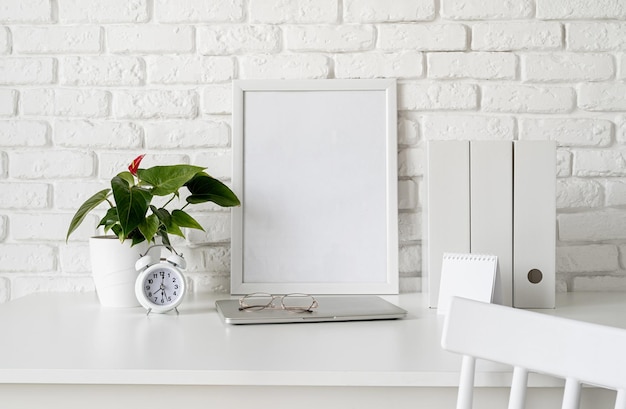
[117,171,136,187]
[131,236,146,246]
[171,210,204,231]
[66,189,111,241]
[111,224,122,238]
[138,213,160,243]
[111,176,152,239]
[157,227,172,248]
[137,165,205,196]
[167,220,185,238]
[151,207,184,238]
[151,205,170,225]
[97,207,118,228]
[130,231,147,247]
[185,174,240,207]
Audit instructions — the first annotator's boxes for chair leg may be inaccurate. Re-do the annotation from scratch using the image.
[561,378,581,409]
[456,355,475,409]
[508,366,528,409]
[615,389,626,409]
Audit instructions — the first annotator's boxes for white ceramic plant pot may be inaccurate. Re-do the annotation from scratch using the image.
[89,236,159,308]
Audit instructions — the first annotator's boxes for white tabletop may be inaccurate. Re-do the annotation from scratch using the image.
[1,291,624,387]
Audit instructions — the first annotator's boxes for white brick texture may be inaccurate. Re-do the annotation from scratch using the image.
[249,0,338,23]
[22,89,111,118]
[482,85,575,113]
[579,83,626,111]
[201,85,232,114]
[13,27,102,54]
[427,52,516,80]
[519,118,612,147]
[0,91,17,116]
[557,244,619,273]
[60,57,145,86]
[0,1,625,299]
[284,25,375,52]
[9,150,94,179]
[0,0,52,23]
[54,120,143,149]
[0,245,56,272]
[443,0,533,20]
[567,22,626,51]
[0,121,48,146]
[472,22,562,51]
[107,26,194,54]
[197,25,280,55]
[146,56,233,84]
[556,178,603,209]
[0,183,49,209]
[154,0,244,23]
[522,54,614,82]
[379,24,467,51]
[58,0,148,23]
[113,90,198,119]
[0,27,9,54]
[239,54,329,79]
[335,52,423,79]
[344,0,435,22]
[606,180,626,207]
[0,58,55,85]
[539,0,626,20]
[144,120,230,149]
[559,210,626,241]
[398,82,477,110]
[421,115,515,141]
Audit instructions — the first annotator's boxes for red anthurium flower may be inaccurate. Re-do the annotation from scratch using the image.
[128,154,145,176]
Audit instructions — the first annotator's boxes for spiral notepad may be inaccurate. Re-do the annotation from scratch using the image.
[437,253,498,314]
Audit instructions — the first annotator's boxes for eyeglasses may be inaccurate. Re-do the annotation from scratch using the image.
[238,293,319,313]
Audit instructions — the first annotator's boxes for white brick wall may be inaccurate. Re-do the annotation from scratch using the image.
[0,0,625,301]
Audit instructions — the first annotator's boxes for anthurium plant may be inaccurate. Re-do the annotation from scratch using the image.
[66,154,240,246]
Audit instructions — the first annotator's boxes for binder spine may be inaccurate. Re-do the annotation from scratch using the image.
[470,141,514,306]
[424,141,471,308]
[513,141,556,308]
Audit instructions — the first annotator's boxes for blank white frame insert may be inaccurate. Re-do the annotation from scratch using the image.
[231,79,398,295]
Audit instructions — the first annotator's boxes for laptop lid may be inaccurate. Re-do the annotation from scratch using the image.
[215,295,407,325]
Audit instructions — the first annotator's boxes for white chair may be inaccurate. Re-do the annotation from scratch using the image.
[441,296,626,409]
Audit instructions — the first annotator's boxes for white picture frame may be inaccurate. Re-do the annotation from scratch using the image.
[231,79,398,295]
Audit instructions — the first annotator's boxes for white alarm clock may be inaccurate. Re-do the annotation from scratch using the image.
[135,245,187,315]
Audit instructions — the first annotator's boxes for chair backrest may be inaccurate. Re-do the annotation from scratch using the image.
[441,296,626,409]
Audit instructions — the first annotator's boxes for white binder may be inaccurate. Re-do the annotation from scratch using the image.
[513,141,556,308]
[424,141,470,308]
[470,141,513,306]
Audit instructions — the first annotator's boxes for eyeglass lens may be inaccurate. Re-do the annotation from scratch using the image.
[239,293,317,312]
[281,293,317,310]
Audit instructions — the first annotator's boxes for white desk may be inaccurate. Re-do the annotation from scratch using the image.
[0,292,622,409]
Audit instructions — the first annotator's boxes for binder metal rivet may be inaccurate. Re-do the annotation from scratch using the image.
[527,269,543,284]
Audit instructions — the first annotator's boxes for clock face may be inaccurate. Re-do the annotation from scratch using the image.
[136,264,185,312]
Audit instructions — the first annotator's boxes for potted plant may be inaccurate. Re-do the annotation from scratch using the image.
[66,154,240,307]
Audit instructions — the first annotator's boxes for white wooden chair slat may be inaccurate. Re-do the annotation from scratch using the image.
[562,378,582,409]
[615,390,626,409]
[457,355,476,409]
[508,366,528,409]
[442,297,626,409]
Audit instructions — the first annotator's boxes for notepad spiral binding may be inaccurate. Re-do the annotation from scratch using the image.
[443,253,497,262]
